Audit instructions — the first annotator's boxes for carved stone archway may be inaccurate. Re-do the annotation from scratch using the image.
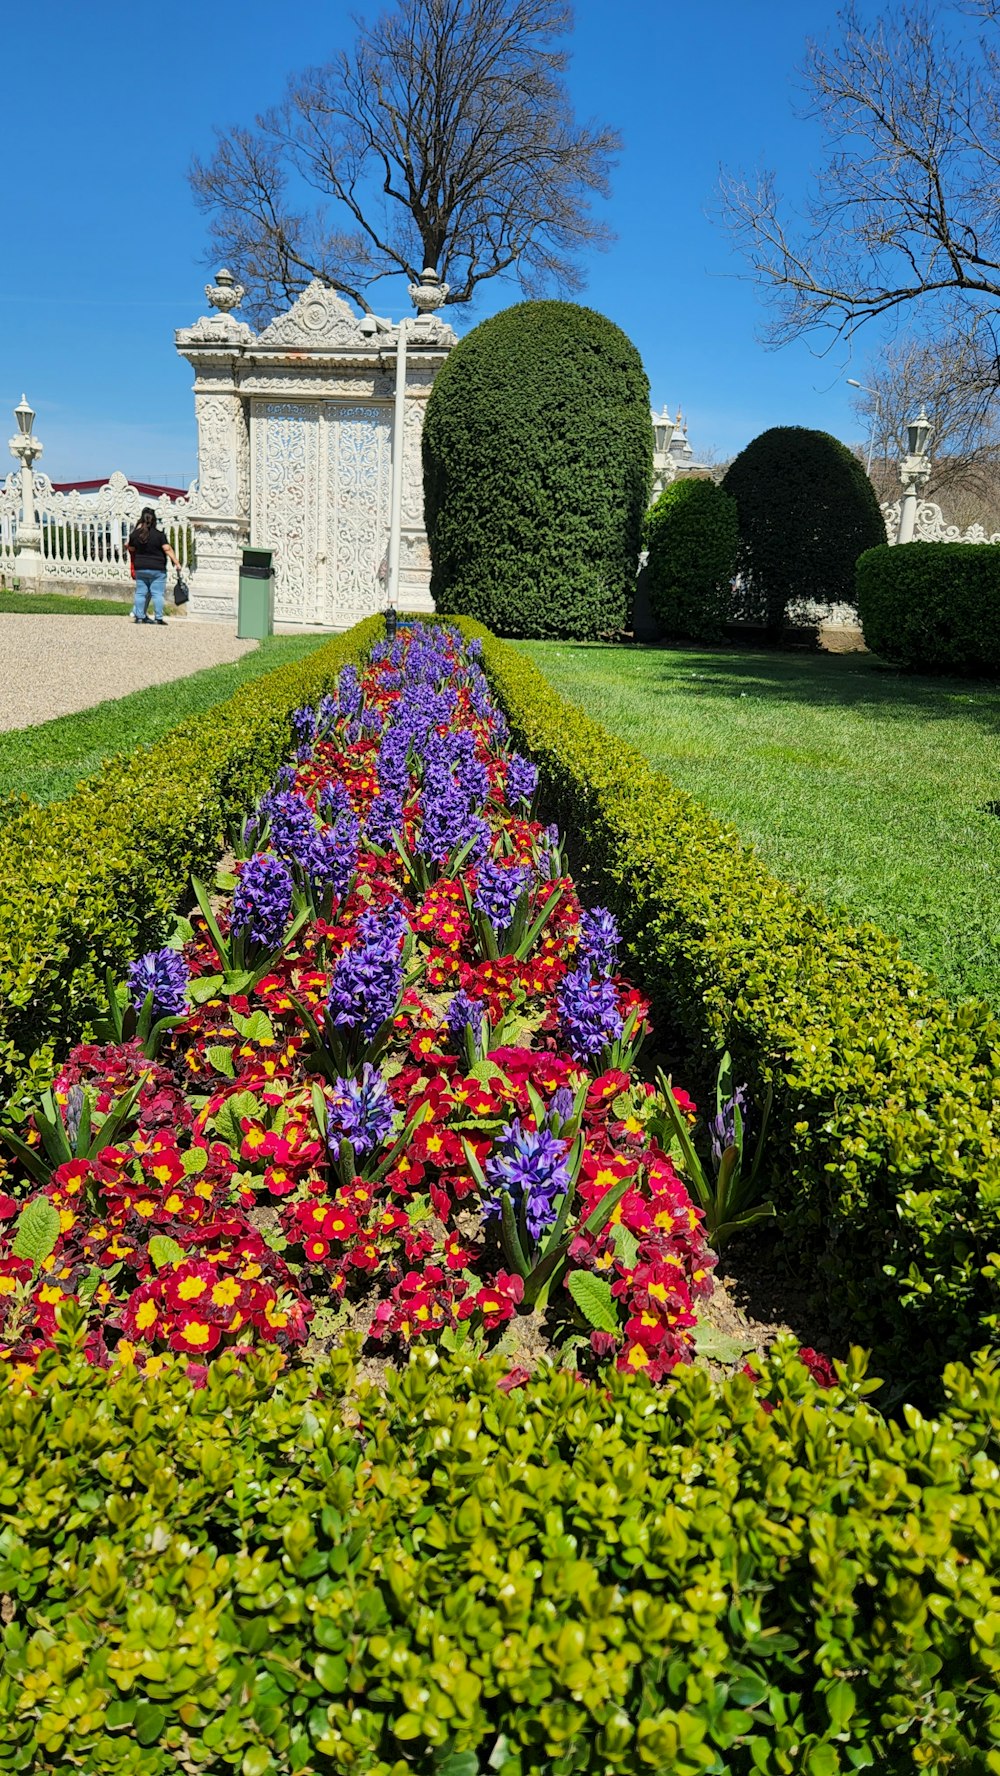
[176,278,455,626]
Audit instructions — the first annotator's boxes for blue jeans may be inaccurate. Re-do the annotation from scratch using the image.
[134,568,165,621]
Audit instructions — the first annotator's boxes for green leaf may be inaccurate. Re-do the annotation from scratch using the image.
[133,1702,167,1747]
[436,1755,480,1776]
[567,1269,618,1333]
[148,1235,185,1271]
[104,1700,135,1732]
[215,869,239,892]
[165,914,195,952]
[232,1010,275,1043]
[188,973,225,1005]
[610,1221,639,1268]
[694,1320,755,1366]
[242,1749,274,1776]
[182,1146,208,1175]
[214,1091,264,1148]
[12,1196,60,1264]
[206,1045,236,1079]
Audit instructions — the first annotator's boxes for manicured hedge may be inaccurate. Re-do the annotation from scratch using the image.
[643,478,738,640]
[2,1326,999,1775]
[722,428,885,635]
[449,618,1000,1390]
[0,616,381,1105]
[423,301,652,639]
[857,540,1000,673]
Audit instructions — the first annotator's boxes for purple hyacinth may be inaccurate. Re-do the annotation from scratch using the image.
[260,790,317,869]
[128,948,189,1018]
[231,853,294,953]
[578,906,621,974]
[549,1086,575,1127]
[420,780,479,862]
[556,966,623,1064]
[446,989,486,1049]
[316,693,339,736]
[506,753,538,808]
[473,858,530,933]
[484,1118,571,1242]
[291,705,316,759]
[319,778,352,822]
[308,811,360,902]
[325,1063,395,1161]
[327,906,406,1041]
[367,790,405,847]
[337,664,362,719]
[710,1085,749,1166]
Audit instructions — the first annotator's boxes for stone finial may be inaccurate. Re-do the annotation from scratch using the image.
[205,268,245,314]
[407,267,450,316]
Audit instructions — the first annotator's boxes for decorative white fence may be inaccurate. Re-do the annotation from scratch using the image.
[880,498,1000,545]
[0,470,195,588]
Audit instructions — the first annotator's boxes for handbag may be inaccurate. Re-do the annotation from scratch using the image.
[173,573,190,607]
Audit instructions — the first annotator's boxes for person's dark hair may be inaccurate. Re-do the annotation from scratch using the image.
[135,505,157,542]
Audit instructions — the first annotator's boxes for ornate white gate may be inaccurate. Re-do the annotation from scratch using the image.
[250,399,392,628]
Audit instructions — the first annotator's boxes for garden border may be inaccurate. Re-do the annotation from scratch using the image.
[448,616,1000,1387]
[0,616,381,1104]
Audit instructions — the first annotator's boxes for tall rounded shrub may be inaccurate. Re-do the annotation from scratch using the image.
[722,426,885,636]
[644,477,738,639]
[423,301,653,639]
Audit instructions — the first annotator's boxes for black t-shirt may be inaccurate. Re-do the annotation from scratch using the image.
[129,524,168,570]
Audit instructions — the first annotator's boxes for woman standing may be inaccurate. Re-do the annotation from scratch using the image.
[126,507,180,625]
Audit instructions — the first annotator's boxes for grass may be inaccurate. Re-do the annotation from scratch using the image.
[517,639,1000,1004]
[0,633,329,812]
[0,589,132,616]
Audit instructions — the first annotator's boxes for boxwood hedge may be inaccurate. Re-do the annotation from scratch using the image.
[857,540,1000,673]
[449,618,1000,1390]
[2,1324,999,1775]
[0,616,381,1105]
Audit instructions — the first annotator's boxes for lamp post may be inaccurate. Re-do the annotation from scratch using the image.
[360,268,449,628]
[8,395,43,588]
[846,378,880,478]
[896,407,933,544]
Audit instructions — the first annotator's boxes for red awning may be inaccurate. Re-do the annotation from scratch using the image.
[49,479,189,499]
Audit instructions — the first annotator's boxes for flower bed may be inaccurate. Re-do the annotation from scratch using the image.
[449,617,1000,1394]
[0,623,716,1381]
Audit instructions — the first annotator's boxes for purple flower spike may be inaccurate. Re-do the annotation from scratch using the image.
[711,1086,749,1166]
[578,906,620,973]
[556,966,623,1064]
[128,948,189,1018]
[326,1063,395,1161]
[484,1118,571,1241]
[231,854,294,953]
[291,706,316,759]
[327,907,406,1041]
[473,858,531,934]
[446,990,486,1049]
[261,789,317,868]
[308,811,360,902]
[319,779,352,822]
[506,753,538,808]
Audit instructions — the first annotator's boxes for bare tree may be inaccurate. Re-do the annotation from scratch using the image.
[849,319,1000,514]
[190,0,620,324]
[720,2,1000,353]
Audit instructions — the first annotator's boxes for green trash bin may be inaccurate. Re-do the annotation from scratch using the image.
[237,548,274,639]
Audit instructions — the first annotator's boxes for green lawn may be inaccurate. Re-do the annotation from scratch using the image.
[0,589,131,616]
[518,640,1000,1004]
[0,633,329,812]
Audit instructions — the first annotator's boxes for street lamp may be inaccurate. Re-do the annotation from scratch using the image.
[896,406,933,544]
[360,269,449,629]
[846,378,880,478]
[7,394,43,588]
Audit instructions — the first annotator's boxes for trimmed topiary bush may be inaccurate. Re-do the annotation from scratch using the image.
[423,300,652,639]
[643,477,738,639]
[857,540,1000,673]
[722,426,885,635]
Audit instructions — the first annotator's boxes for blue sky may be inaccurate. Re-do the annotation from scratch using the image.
[1,0,899,485]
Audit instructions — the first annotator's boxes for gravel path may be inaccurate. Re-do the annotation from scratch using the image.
[0,616,256,732]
